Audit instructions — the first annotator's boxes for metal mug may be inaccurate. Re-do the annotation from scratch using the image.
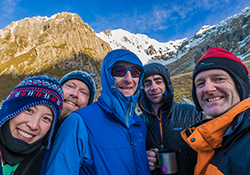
[155,149,178,174]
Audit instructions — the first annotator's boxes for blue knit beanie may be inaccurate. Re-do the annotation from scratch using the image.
[0,76,63,126]
[0,76,64,175]
[60,71,96,104]
[0,75,63,152]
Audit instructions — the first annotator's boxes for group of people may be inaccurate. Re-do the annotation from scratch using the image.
[0,47,249,175]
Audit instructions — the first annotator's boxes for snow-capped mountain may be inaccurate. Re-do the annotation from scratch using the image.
[0,7,250,101]
[97,7,250,75]
[96,29,185,65]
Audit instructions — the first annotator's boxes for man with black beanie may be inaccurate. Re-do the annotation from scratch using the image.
[138,62,205,175]
[181,47,250,175]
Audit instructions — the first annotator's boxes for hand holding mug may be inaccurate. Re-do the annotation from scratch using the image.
[155,149,178,174]
[146,148,159,171]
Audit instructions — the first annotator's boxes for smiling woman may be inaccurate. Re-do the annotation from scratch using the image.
[0,76,63,175]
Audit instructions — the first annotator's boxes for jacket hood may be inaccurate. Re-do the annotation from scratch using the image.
[140,63,174,112]
[100,49,144,126]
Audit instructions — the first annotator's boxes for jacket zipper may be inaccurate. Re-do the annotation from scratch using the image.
[126,98,132,127]
[128,131,139,174]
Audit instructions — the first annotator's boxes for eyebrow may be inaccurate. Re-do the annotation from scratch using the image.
[30,106,53,117]
[144,77,163,83]
[143,79,151,84]
[153,77,163,81]
[64,81,75,86]
[65,82,90,92]
[195,73,227,82]
[45,113,53,117]
[80,88,90,93]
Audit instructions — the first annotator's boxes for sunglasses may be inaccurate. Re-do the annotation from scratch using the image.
[111,66,141,78]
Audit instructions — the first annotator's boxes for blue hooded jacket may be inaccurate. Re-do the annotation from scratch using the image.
[100,49,145,126]
[46,49,150,175]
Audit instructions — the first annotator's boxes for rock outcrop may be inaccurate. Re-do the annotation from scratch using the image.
[0,12,112,100]
[167,7,250,75]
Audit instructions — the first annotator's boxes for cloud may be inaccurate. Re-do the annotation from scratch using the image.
[90,6,171,34]
[0,0,21,18]
[89,0,250,42]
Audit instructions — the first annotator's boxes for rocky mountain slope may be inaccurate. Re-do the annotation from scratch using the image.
[168,7,250,75]
[1,7,250,102]
[97,7,250,75]
[0,12,112,100]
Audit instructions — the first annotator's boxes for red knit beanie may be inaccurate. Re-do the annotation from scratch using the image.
[195,47,248,74]
[192,47,250,111]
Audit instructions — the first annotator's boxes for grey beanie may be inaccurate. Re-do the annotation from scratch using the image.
[60,71,96,105]
[143,63,173,93]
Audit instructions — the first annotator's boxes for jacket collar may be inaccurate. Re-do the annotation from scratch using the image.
[139,90,172,116]
[181,98,250,175]
[98,97,144,127]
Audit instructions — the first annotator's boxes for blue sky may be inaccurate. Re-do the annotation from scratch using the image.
[0,0,250,42]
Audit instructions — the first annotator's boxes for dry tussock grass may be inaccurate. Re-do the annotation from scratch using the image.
[171,72,193,103]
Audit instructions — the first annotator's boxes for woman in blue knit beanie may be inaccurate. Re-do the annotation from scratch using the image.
[0,76,63,175]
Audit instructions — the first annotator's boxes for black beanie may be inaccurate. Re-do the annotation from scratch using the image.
[192,47,250,111]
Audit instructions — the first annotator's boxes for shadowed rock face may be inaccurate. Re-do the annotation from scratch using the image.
[0,12,112,75]
[0,12,112,100]
[1,8,250,102]
[166,8,250,75]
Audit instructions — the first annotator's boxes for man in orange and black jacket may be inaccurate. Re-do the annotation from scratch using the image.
[181,47,250,175]
[138,63,205,175]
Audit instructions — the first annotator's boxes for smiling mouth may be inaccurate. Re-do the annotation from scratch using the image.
[207,97,222,102]
[64,100,79,107]
[17,129,33,138]
[151,92,160,95]
[119,87,132,90]
[149,92,161,97]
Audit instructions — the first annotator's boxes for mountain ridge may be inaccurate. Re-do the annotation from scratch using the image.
[0,7,250,102]
[97,7,250,75]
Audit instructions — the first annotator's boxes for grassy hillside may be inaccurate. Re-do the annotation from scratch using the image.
[2,65,250,106]
[171,72,193,103]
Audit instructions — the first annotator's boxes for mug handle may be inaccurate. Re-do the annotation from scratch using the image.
[150,149,160,169]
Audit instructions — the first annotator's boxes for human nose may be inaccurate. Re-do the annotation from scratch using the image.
[123,71,133,82]
[27,116,39,130]
[150,82,157,90]
[70,89,78,98]
[203,80,216,93]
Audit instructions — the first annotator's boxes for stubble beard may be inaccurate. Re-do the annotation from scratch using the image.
[59,106,75,123]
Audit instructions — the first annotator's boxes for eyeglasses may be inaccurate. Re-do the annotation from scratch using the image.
[111,66,141,78]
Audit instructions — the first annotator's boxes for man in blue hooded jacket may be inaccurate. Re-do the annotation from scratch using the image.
[46,49,151,175]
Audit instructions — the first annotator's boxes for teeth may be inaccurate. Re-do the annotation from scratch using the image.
[18,129,33,138]
[65,100,77,106]
[208,97,221,102]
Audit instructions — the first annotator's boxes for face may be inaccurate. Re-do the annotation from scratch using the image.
[195,69,240,117]
[9,105,53,144]
[113,61,140,97]
[60,79,90,121]
[143,75,166,105]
